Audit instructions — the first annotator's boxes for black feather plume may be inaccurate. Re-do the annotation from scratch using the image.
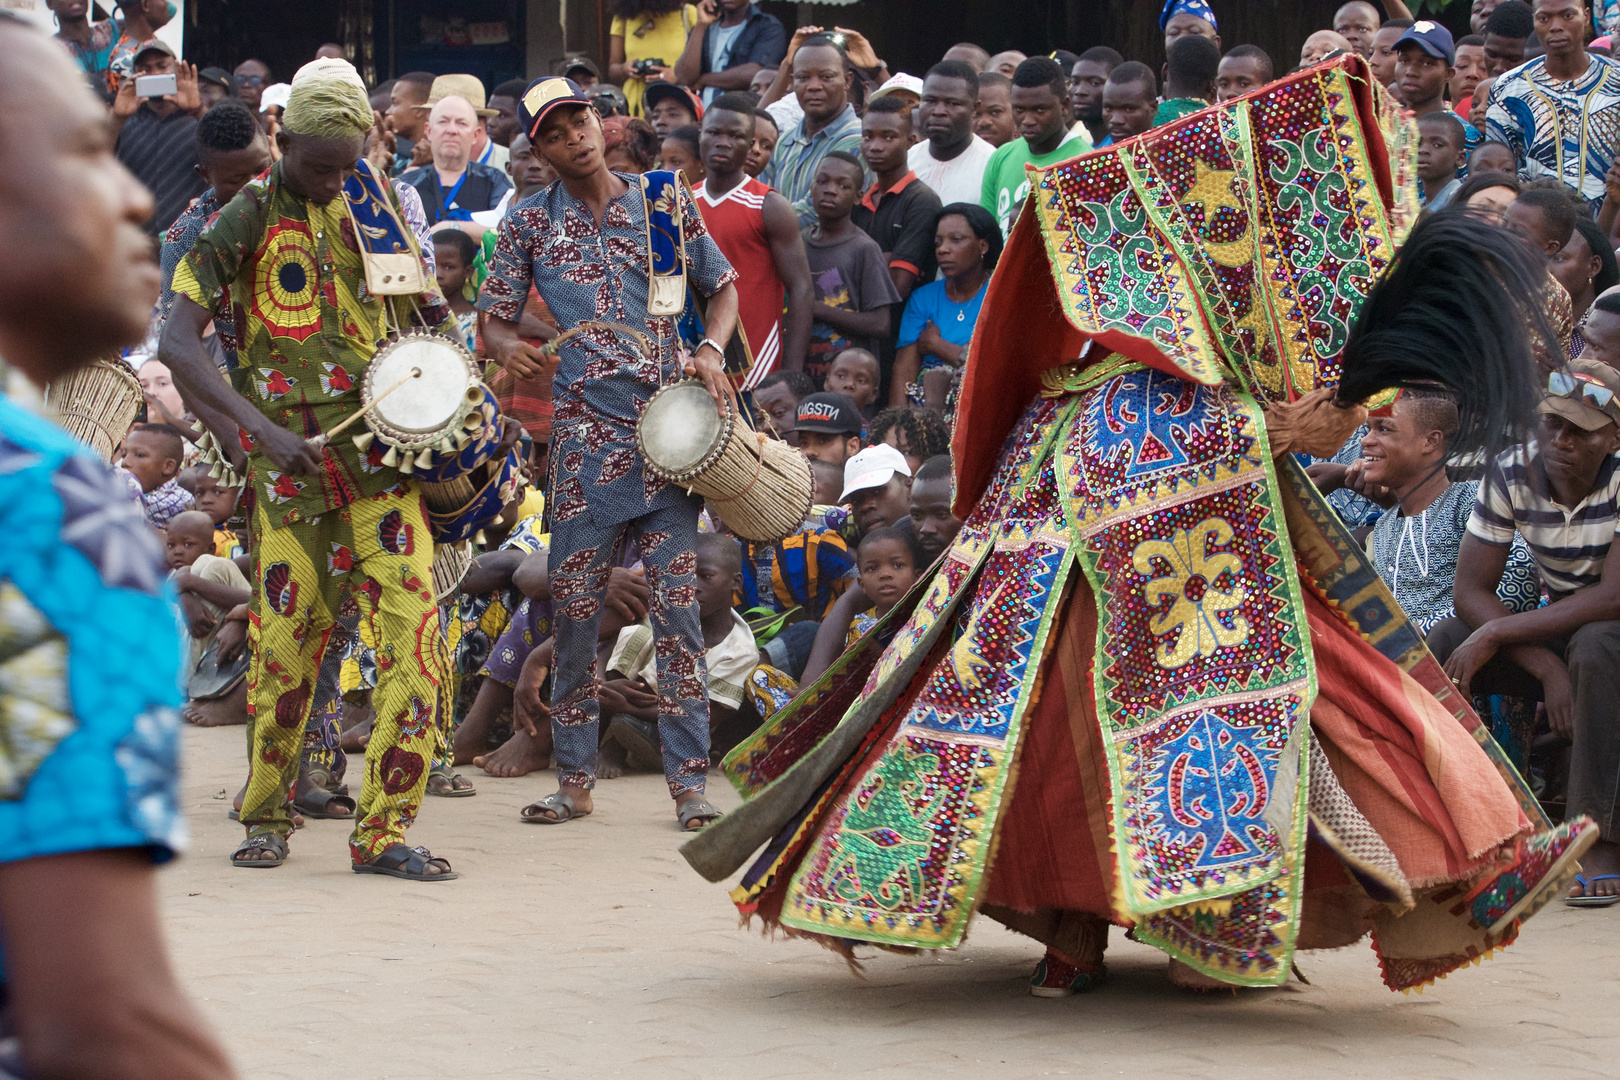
[1336,211,1554,458]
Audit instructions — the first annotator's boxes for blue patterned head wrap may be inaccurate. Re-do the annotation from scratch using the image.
[1160,0,1218,32]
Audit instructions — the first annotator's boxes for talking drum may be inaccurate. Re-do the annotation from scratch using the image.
[44,355,144,462]
[352,329,486,472]
[635,380,812,543]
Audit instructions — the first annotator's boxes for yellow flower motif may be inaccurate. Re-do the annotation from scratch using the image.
[1132,517,1249,669]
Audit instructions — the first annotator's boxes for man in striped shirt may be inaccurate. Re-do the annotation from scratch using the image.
[760,32,866,224]
[1431,357,1620,907]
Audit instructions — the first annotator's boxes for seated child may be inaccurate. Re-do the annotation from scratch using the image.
[181,464,245,558]
[433,228,482,353]
[166,511,253,726]
[603,533,759,766]
[842,525,919,645]
[1416,111,1465,210]
[121,422,195,529]
[825,347,882,422]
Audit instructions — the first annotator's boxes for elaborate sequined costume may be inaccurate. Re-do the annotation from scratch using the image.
[684,56,1593,992]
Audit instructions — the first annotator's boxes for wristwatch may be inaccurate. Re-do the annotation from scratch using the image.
[697,336,727,359]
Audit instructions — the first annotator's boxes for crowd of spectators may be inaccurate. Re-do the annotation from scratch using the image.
[44,0,1620,906]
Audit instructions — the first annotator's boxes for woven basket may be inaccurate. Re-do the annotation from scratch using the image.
[44,355,144,462]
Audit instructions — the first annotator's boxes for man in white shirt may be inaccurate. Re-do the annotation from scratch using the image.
[907,60,995,206]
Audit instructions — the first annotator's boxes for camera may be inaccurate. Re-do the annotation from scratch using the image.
[630,57,665,77]
[135,72,178,98]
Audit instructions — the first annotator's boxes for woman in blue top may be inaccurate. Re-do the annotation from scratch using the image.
[890,202,1001,409]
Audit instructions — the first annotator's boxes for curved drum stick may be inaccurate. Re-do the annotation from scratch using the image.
[307,366,421,451]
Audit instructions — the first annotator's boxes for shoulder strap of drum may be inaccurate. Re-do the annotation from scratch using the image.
[639,170,688,318]
[344,159,427,303]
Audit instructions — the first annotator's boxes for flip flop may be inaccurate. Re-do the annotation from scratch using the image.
[426,765,477,798]
[230,833,288,868]
[292,781,356,819]
[677,797,722,831]
[352,843,458,881]
[521,792,589,823]
[1565,874,1620,907]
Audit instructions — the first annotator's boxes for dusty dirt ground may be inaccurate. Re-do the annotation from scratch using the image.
[163,724,1620,1080]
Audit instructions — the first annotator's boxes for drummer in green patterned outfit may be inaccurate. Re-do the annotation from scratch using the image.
[160,57,469,881]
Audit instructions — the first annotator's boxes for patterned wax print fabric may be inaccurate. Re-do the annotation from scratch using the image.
[479,593,553,687]
[160,188,241,371]
[0,398,184,956]
[172,160,450,527]
[477,171,737,530]
[737,526,857,618]
[1485,54,1620,211]
[607,610,758,710]
[452,513,545,680]
[240,484,448,859]
[1369,480,1542,634]
[58,20,118,98]
[844,607,878,647]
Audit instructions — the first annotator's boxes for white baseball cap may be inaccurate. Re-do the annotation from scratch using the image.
[869,73,924,102]
[840,443,912,502]
[259,82,292,113]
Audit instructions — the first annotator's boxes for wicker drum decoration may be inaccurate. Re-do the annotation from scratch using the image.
[635,380,812,543]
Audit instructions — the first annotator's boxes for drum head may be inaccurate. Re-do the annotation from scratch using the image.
[369,337,474,434]
[640,382,725,476]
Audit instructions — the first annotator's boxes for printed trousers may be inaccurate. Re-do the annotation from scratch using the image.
[242,485,448,860]
[549,500,709,795]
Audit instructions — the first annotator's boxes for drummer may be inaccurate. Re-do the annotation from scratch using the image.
[481,76,742,831]
[159,58,462,881]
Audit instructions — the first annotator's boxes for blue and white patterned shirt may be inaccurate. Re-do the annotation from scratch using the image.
[1371,480,1541,634]
[478,175,736,528]
[0,396,184,978]
[1485,54,1620,212]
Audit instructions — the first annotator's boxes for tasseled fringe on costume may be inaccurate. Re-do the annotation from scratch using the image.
[1336,211,1554,460]
[1372,924,1518,995]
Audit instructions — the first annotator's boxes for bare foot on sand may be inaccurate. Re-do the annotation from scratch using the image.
[184,683,248,726]
[597,737,628,780]
[340,716,372,753]
[473,727,551,778]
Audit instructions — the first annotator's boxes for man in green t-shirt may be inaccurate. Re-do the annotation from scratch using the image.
[980,56,1089,237]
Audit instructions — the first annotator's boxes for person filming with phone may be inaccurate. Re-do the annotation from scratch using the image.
[113,39,206,236]
[674,0,787,108]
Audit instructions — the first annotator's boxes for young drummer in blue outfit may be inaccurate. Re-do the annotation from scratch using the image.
[481,76,742,830]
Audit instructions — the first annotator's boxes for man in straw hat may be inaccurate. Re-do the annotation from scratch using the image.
[481,75,741,830]
[161,57,466,881]
[431,73,509,171]
[0,13,235,1075]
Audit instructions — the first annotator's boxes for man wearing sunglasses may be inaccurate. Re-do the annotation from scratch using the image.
[1433,356,1620,909]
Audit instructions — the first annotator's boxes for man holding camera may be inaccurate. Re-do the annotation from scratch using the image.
[112,39,206,236]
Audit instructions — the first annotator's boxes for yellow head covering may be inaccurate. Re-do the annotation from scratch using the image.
[282,58,371,139]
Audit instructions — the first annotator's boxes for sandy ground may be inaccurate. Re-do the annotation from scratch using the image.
[162,724,1620,1080]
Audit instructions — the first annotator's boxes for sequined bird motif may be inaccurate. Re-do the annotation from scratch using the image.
[1132,517,1249,669]
[827,746,949,911]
